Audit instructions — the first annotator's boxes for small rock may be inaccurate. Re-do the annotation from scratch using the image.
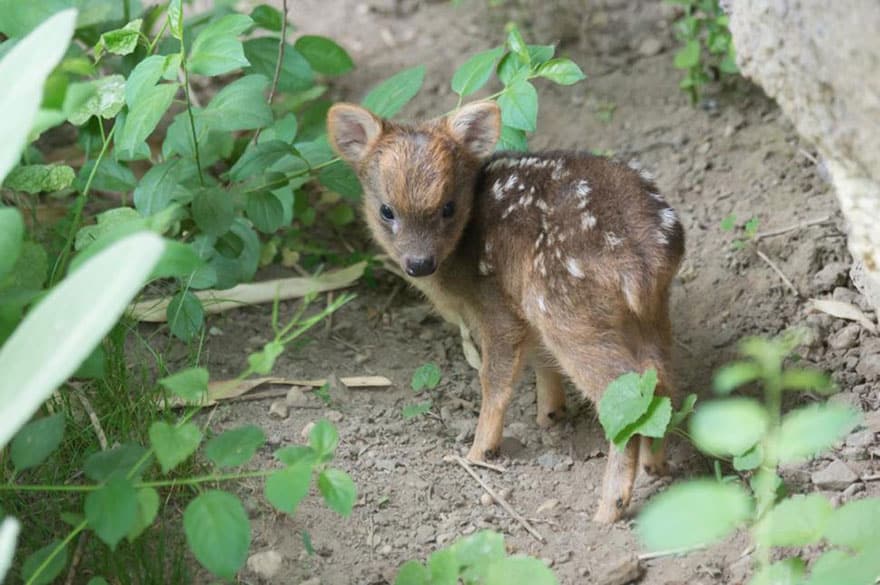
[247,550,283,579]
[847,430,875,448]
[832,286,861,304]
[379,544,392,556]
[326,410,344,423]
[301,421,316,439]
[813,262,849,292]
[269,400,289,419]
[480,493,495,506]
[598,556,644,585]
[286,386,311,408]
[857,352,880,381]
[828,323,861,350]
[865,410,880,433]
[536,498,560,514]
[326,373,351,402]
[536,452,562,469]
[415,524,435,544]
[811,460,858,490]
[637,36,663,57]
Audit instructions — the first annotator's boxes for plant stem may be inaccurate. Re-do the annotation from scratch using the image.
[244,157,340,194]
[180,58,205,186]
[138,469,274,488]
[26,521,87,585]
[252,0,288,144]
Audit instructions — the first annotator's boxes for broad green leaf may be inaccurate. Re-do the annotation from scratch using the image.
[87,579,110,585]
[127,487,160,542]
[780,368,834,393]
[202,74,273,132]
[74,208,142,252]
[274,445,317,467]
[486,556,557,585]
[0,518,20,584]
[10,413,65,471]
[95,19,142,58]
[496,52,529,86]
[133,158,198,216]
[612,395,672,448]
[427,548,458,585]
[452,530,505,581]
[748,558,805,585]
[733,443,763,471]
[362,65,425,118]
[1,240,47,291]
[3,164,75,193]
[75,158,137,193]
[674,40,701,69]
[64,75,126,125]
[192,186,234,237]
[125,55,172,107]
[85,476,138,549]
[690,398,768,456]
[536,58,586,85]
[411,363,442,391]
[230,141,296,181]
[0,233,164,449]
[395,560,428,585]
[496,125,528,152]
[823,497,880,551]
[754,494,832,547]
[402,401,433,419]
[205,425,266,468]
[497,79,538,132]
[21,540,67,585]
[318,161,362,199]
[249,4,283,31]
[74,345,105,379]
[150,240,204,282]
[506,26,529,62]
[265,461,312,514]
[451,47,503,96]
[526,44,555,65]
[0,9,76,182]
[149,421,203,473]
[0,208,24,281]
[247,340,284,374]
[167,290,204,342]
[159,367,209,403]
[712,361,761,394]
[598,369,657,443]
[188,14,253,77]
[84,443,151,481]
[776,403,859,463]
[309,420,339,459]
[115,83,178,159]
[183,491,251,579]
[669,393,698,428]
[318,468,357,516]
[243,38,314,93]
[246,191,286,233]
[326,203,355,227]
[295,35,354,76]
[802,546,880,585]
[209,219,260,288]
[638,480,752,550]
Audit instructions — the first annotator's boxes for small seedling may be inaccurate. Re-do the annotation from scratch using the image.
[403,363,442,419]
[721,214,760,250]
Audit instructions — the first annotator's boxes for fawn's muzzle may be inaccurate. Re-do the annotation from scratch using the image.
[404,256,437,277]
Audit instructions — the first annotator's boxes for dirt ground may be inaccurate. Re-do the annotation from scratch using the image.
[196,0,880,583]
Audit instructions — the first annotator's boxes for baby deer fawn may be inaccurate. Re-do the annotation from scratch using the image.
[327,101,684,523]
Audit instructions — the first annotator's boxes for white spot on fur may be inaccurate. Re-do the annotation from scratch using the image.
[478,260,491,275]
[537,295,548,313]
[648,192,665,202]
[659,207,679,230]
[566,257,585,278]
[581,213,597,229]
[484,241,493,254]
[575,180,591,197]
[536,199,550,213]
[492,179,505,200]
[605,232,623,249]
[622,275,641,314]
[487,158,514,171]
[534,233,545,249]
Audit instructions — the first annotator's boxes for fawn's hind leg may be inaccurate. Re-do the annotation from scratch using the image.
[639,436,668,476]
[594,439,640,524]
[535,364,566,428]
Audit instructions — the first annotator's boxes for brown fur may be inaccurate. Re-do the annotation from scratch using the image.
[328,101,685,523]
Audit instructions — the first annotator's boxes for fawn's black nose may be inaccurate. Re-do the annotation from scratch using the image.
[404,256,437,277]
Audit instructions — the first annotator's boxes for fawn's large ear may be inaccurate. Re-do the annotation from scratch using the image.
[327,104,383,164]
[446,101,501,158]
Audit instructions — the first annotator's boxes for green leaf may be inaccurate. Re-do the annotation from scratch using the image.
[295,35,354,76]
[2,240,47,290]
[451,530,505,581]
[274,445,318,467]
[265,461,312,514]
[202,74,274,132]
[74,208,142,252]
[127,487,160,542]
[754,494,832,547]
[427,548,458,585]
[84,443,151,481]
[776,403,860,463]
[87,578,110,585]
[150,240,205,282]
[10,413,65,471]
[720,214,736,231]
[247,191,286,233]
[183,491,251,579]
[64,75,126,125]
[713,361,761,394]
[674,40,701,69]
[748,558,805,585]
[159,367,209,403]
[362,65,425,118]
[115,83,178,159]
[780,368,834,393]
[638,480,752,551]
[168,0,183,39]
[188,14,253,77]
[167,290,204,342]
[506,26,529,62]
[732,443,763,471]
[411,363,441,391]
[309,419,339,459]
[497,79,538,132]
[125,54,175,108]
[247,340,284,374]
[318,160,362,199]
[85,476,139,549]
[230,141,296,181]
[527,44,555,65]
[149,421,203,473]
[192,186,234,237]
[133,158,198,216]
[3,164,75,193]
[536,58,586,85]
[75,158,137,193]
[612,396,672,448]
[690,398,768,456]
[451,47,504,97]
[74,345,106,379]
[496,52,529,86]
[823,497,880,551]
[21,540,67,585]
[205,425,266,468]
[95,19,142,58]
[249,4,283,31]
[496,125,528,152]
[801,546,880,585]
[395,560,428,585]
[598,369,657,443]
[486,556,557,585]
[0,208,24,283]
[402,401,433,419]
[669,393,698,429]
[243,38,314,93]
[318,468,357,517]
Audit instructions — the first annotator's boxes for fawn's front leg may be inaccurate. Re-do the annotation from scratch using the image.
[467,334,526,461]
[594,439,639,523]
[535,364,566,428]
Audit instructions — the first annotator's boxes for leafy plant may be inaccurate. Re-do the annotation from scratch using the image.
[637,330,880,585]
[403,362,443,419]
[668,0,739,103]
[721,213,760,250]
[394,530,557,585]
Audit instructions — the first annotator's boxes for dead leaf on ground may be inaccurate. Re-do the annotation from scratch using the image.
[807,298,877,334]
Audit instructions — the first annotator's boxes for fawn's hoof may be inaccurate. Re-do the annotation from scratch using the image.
[536,406,566,429]
[466,444,499,462]
[592,499,625,524]
[642,460,669,476]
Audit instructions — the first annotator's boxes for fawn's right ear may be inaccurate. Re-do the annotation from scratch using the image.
[327,104,383,164]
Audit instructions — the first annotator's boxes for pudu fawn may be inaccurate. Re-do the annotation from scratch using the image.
[327,101,684,523]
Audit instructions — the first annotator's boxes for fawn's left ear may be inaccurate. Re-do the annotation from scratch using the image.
[446,101,501,158]
[327,103,384,164]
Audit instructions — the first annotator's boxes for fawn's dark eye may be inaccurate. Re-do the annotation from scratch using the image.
[380,204,395,221]
[442,201,456,218]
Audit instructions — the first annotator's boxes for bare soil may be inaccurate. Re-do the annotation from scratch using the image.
[196,1,880,583]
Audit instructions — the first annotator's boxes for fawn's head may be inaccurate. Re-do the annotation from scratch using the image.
[327,101,501,277]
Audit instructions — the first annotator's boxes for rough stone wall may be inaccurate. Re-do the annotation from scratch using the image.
[724,0,880,310]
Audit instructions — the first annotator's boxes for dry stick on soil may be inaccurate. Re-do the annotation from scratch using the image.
[252,0,288,143]
[637,543,709,561]
[756,248,801,297]
[862,474,880,482]
[755,215,832,240]
[448,455,544,543]
[71,386,108,451]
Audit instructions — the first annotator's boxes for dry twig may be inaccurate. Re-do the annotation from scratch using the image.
[756,249,801,297]
[755,215,832,240]
[638,543,708,561]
